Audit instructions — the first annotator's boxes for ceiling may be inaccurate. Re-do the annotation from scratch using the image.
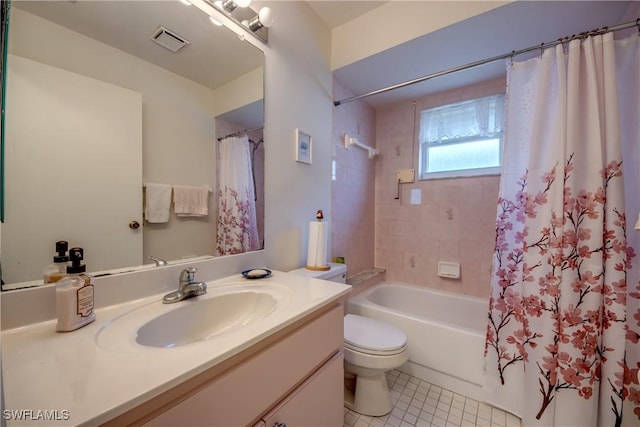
[306,1,386,29]
[315,1,636,108]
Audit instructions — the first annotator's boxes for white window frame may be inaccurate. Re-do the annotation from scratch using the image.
[418,94,505,180]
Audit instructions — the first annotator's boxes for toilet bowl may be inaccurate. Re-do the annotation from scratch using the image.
[343,314,408,416]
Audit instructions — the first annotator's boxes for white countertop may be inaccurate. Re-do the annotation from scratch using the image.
[2,270,351,426]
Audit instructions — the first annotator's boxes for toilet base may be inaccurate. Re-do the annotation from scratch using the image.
[343,371,393,417]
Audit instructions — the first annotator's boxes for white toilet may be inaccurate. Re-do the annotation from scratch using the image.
[343,314,408,416]
[288,263,409,416]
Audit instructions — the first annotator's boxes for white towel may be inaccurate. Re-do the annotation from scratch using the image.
[144,183,172,223]
[173,185,209,217]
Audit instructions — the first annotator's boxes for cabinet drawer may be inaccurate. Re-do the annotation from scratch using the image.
[145,304,343,427]
[261,351,344,427]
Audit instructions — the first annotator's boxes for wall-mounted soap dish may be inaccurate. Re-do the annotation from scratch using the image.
[438,261,460,279]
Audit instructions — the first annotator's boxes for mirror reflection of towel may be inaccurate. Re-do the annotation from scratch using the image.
[173,185,209,217]
[144,183,172,223]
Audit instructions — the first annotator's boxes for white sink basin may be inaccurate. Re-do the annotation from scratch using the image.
[136,291,277,348]
[96,282,292,352]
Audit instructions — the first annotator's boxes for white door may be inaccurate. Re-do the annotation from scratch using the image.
[2,55,143,284]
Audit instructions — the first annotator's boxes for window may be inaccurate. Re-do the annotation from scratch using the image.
[419,94,505,179]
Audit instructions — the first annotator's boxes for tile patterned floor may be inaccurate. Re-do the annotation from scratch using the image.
[344,370,522,427]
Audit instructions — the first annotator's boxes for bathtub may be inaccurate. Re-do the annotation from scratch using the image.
[347,282,488,401]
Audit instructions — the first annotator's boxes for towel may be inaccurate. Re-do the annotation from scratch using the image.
[173,185,209,217]
[144,183,172,223]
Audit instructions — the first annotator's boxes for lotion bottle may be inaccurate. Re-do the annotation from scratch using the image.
[43,240,70,284]
[55,247,95,332]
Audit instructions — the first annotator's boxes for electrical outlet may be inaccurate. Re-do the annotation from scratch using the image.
[397,169,415,183]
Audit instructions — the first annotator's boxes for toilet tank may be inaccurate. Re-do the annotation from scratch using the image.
[288,263,347,283]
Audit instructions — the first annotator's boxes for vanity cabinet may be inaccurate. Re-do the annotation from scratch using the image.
[104,302,344,427]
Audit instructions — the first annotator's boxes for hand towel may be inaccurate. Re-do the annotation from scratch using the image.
[173,185,209,217]
[144,183,172,223]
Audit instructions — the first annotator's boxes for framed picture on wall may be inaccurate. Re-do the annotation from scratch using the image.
[295,128,312,164]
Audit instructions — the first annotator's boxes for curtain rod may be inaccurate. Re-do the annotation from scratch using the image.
[217,125,263,141]
[334,18,640,107]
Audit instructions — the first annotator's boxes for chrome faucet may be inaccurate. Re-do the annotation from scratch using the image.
[148,256,168,267]
[162,267,207,304]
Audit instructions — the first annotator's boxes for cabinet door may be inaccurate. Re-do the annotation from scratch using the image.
[261,352,343,427]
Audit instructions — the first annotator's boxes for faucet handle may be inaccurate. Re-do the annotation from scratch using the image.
[180,267,198,284]
[148,256,167,266]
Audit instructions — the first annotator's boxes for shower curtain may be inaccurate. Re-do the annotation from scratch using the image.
[216,135,260,255]
[484,32,640,426]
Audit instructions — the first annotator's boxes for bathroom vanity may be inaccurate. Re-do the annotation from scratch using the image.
[115,304,344,426]
[1,268,351,426]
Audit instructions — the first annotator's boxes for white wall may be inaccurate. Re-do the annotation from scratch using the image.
[257,1,334,271]
[213,67,264,118]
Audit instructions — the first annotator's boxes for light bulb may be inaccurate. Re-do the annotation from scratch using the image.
[179,0,192,5]
[209,16,223,26]
[258,7,274,27]
[248,6,274,31]
[218,0,248,13]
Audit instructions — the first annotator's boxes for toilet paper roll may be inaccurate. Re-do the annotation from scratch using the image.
[306,221,330,271]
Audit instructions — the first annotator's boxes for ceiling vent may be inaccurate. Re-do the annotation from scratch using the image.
[150,26,190,52]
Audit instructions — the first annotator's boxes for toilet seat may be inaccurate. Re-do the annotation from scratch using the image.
[344,341,407,356]
[344,314,407,356]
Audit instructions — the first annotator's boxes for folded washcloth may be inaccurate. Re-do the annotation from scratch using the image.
[173,185,209,217]
[144,183,172,223]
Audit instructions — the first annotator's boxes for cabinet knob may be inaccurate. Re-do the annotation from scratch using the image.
[129,220,140,230]
[274,423,286,427]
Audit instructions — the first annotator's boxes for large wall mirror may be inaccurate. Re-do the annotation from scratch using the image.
[0,0,265,290]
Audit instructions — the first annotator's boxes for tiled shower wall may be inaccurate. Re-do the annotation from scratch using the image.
[375,77,506,298]
[332,75,506,298]
[332,77,377,278]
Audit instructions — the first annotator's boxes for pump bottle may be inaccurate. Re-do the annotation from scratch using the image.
[55,247,95,332]
[44,240,70,284]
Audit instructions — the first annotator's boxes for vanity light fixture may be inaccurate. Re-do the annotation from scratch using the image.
[209,16,223,26]
[179,0,192,6]
[207,0,271,43]
[216,0,251,14]
[247,7,274,32]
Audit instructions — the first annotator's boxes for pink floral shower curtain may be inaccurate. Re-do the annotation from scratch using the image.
[216,135,260,255]
[484,32,640,426]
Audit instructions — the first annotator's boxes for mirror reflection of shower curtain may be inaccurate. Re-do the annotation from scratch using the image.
[216,135,260,255]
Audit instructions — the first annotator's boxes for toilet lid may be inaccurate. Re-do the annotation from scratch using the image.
[344,314,407,353]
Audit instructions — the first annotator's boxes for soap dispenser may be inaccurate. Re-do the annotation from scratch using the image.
[43,240,70,284]
[55,247,95,332]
